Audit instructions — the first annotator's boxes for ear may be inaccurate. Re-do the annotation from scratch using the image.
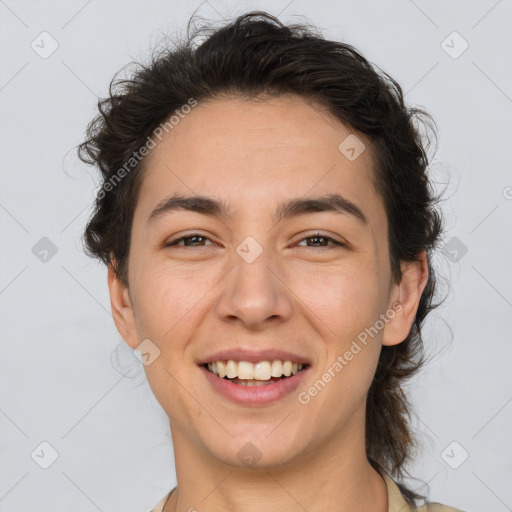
[107,260,139,350]
[382,250,429,347]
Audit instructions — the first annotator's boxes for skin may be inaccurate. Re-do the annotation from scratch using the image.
[108,94,428,512]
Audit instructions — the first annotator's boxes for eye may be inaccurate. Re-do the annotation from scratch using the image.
[164,232,344,249]
[165,234,215,247]
[296,233,345,248]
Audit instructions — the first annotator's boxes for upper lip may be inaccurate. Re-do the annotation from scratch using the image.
[197,349,311,365]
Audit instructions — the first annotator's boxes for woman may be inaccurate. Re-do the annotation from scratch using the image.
[78,11,465,512]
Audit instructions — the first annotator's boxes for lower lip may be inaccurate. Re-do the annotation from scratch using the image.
[200,365,309,406]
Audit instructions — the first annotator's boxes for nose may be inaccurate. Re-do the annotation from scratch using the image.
[215,245,294,331]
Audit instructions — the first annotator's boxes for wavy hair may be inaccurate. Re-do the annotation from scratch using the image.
[77,11,444,504]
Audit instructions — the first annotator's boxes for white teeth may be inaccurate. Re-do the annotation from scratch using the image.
[206,359,304,380]
[254,361,272,380]
[271,360,283,377]
[237,361,254,380]
[225,360,237,379]
[217,361,226,378]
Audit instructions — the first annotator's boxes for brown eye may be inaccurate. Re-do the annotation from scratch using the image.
[166,234,214,247]
[296,233,344,248]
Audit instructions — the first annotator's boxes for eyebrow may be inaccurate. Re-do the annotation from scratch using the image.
[147,193,368,225]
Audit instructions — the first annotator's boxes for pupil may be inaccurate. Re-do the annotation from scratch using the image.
[310,236,325,246]
[186,236,203,246]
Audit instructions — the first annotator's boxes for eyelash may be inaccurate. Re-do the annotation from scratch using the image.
[165,232,345,249]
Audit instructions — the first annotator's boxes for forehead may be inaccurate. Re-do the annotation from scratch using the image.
[136,94,383,222]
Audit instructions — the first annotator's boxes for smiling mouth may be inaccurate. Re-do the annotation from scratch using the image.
[203,360,309,386]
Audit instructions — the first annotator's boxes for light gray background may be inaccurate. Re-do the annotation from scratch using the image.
[1,1,511,511]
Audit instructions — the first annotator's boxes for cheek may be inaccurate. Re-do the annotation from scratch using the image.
[130,261,219,343]
[288,260,385,341]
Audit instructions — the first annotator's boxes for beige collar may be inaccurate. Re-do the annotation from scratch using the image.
[151,473,411,512]
[381,472,412,512]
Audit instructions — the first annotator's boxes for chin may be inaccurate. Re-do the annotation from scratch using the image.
[204,432,305,470]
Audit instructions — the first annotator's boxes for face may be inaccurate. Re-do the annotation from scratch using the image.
[109,94,426,470]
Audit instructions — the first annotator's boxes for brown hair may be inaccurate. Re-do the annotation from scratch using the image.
[78,11,444,504]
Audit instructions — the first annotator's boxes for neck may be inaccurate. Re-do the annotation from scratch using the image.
[164,417,388,512]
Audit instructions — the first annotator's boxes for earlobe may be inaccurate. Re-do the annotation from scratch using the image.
[107,261,139,350]
[382,251,429,347]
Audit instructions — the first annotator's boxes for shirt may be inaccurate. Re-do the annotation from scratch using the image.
[149,472,465,511]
